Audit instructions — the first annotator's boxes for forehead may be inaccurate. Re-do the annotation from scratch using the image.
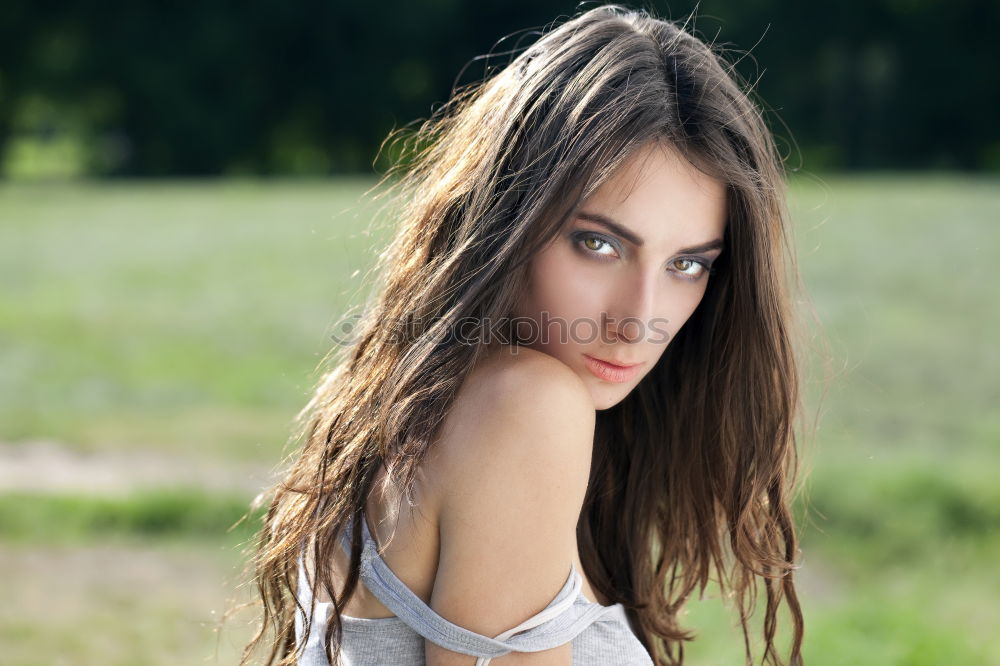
[584,141,728,242]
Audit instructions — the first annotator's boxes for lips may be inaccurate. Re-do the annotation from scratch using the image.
[582,354,645,383]
[589,356,642,368]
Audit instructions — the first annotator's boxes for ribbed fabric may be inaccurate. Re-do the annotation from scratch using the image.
[295,515,653,665]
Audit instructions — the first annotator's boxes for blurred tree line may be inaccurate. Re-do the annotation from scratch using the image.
[0,0,997,177]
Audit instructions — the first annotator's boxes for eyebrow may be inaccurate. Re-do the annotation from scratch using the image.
[577,211,726,254]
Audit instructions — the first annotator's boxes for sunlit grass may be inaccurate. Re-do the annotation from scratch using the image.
[1,178,390,458]
[0,538,258,666]
[0,490,263,544]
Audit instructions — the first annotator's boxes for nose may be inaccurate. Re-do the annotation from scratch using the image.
[606,268,658,344]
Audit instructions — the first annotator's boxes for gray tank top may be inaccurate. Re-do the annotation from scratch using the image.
[294,515,653,665]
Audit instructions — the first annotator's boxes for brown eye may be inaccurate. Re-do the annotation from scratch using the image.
[671,257,709,281]
[574,232,617,258]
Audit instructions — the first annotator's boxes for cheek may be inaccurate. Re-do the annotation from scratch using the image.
[677,287,707,317]
[661,286,709,338]
[529,249,602,319]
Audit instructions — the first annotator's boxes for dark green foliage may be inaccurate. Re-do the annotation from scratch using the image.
[0,1,997,175]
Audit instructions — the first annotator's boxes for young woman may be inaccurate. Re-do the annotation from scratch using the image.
[242,4,808,665]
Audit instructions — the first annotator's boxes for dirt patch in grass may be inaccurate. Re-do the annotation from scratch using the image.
[0,439,280,496]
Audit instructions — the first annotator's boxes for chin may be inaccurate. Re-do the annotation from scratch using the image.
[590,388,627,411]
[594,400,622,412]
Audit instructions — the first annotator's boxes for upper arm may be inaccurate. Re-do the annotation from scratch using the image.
[425,352,595,665]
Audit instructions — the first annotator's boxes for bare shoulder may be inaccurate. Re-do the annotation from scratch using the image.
[420,346,595,664]
[428,345,595,487]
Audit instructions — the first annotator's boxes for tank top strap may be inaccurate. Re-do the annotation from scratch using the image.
[329,514,626,665]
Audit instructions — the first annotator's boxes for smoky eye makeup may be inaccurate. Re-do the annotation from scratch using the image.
[570,229,621,259]
[571,226,719,280]
[670,256,715,281]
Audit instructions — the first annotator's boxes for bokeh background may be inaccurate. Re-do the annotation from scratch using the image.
[1,1,998,664]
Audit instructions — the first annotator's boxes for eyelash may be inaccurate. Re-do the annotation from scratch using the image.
[572,231,715,281]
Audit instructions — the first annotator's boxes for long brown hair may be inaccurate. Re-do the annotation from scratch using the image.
[240,5,809,664]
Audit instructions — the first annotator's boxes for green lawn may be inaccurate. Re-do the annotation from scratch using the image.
[0,178,389,459]
[1,174,998,665]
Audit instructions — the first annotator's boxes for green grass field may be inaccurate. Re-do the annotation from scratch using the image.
[1,174,998,665]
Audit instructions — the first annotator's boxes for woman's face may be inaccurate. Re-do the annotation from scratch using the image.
[510,141,728,410]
